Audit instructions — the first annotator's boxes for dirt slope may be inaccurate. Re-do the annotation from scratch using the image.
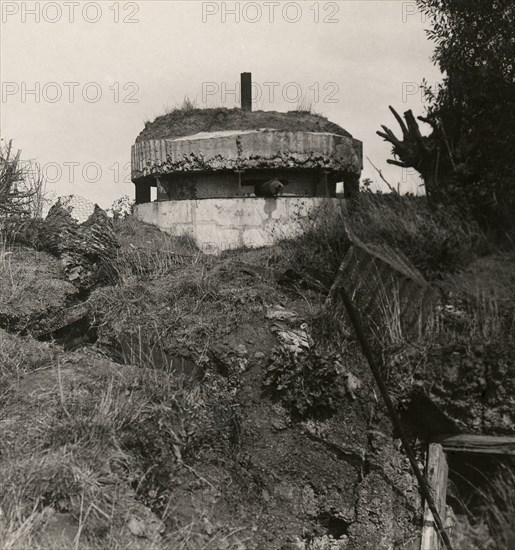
[1,214,514,550]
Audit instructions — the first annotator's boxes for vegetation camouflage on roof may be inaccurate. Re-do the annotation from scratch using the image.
[136,107,353,142]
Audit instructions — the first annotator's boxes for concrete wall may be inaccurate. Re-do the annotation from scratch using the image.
[132,130,363,180]
[134,197,345,254]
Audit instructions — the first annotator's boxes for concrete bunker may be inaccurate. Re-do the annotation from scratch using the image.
[132,73,363,253]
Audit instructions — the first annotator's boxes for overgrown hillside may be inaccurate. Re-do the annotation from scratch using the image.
[0,195,514,549]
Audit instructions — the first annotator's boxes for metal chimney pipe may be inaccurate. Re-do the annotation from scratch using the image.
[241,72,252,111]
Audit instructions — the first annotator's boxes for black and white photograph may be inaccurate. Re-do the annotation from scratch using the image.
[0,1,514,548]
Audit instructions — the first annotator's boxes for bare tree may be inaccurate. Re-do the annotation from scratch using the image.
[377,106,446,205]
[0,139,48,218]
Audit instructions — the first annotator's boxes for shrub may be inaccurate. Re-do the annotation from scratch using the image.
[263,348,348,419]
[0,139,48,219]
[349,193,491,278]
[108,195,134,221]
[280,192,491,284]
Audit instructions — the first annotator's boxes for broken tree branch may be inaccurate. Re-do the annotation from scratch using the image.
[389,105,409,138]
[366,157,399,195]
[377,106,447,203]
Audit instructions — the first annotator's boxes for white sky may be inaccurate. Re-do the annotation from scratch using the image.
[0,0,443,208]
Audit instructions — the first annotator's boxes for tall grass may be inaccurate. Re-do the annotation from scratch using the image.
[164,96,199,115]
[111,217,203,283]
[0,241,43,316]
[0,241,22,307]
[479,465,515,550]
[278,193,491,290]
[348,193,491,278]
[295,95,315,113]
[0,328,238,549]
[450,464,515,550]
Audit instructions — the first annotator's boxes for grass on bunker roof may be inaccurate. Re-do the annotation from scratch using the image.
[136,105,354,142]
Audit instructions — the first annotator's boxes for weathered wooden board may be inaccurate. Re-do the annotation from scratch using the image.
[434,434,515,455]
[421,443,448,550]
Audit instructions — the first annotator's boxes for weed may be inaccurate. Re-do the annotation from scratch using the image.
[0,242,28,309]
[449,463,515,550]
[348,193,491,279]
[0,332,239,549]
[478,465,515,550]
[110,217,202,282]
[164,96,199,115]
[264,347,348,419]
[279,193,491,286]
[295,95,315,114]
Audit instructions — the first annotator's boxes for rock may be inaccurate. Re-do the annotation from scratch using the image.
[235,343,248,356]
[266,305,298,322]
[345,372,362,400]
[309,535,349,550]
[271,403,289,431]
[281,539,307,550]
[272,323,312,354]
[127,516,147,537]
[301,484,317,517]
[126,513,164,540]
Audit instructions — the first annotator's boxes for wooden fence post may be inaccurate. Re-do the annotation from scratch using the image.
[421,443,448,550]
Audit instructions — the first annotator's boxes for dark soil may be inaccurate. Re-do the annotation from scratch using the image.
[1,214,514,550]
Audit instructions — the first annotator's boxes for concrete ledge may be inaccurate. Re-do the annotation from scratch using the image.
[134,197,345,254]
[131,130,363,180]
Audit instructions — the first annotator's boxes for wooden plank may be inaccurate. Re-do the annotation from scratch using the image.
[421,443,448,550]
[434,434,515,455]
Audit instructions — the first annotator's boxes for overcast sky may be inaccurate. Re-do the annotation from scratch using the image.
[1,0,443,208]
